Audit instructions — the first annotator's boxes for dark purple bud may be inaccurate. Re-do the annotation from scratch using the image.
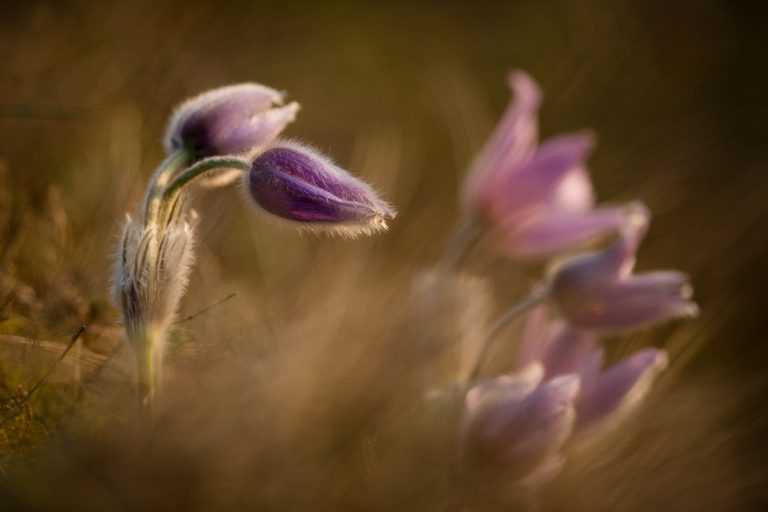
[165,83,298,160]
[247,142,396,236]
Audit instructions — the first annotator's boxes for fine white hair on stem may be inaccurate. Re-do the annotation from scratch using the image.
[112,211,196,350]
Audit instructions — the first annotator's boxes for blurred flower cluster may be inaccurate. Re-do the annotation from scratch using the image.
[432,70,699,502]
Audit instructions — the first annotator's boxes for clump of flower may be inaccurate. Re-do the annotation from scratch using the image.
[425,69,698,504]
[113,82,395,411]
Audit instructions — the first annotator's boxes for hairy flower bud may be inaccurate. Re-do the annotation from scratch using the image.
[164,83,299,161]
[246,141,396,236]
[112,214,195,342]
[549,204,698,332]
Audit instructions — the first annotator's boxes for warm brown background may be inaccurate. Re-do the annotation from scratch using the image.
[0,0,766,510]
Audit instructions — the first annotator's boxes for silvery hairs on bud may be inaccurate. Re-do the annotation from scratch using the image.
[112,209,196,351]
[164,83,300,188]
[244,140,396,238]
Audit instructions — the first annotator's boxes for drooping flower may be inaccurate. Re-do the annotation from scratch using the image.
[462,363,579,481]
[574,347,668,435]
[164,83,299,161]
[549,203,698,332]
[516,308,669,438]
[246,141,396,236]
[462,71,628,258]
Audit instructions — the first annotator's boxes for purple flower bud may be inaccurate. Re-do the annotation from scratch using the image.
[463,364,579,479]
[165,83,299,160]
[462,71,627,258]
[550,204,698,332]
[246,142,396,236]
[574,348,668,435]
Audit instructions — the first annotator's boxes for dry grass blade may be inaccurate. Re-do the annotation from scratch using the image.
[0,325,86,429]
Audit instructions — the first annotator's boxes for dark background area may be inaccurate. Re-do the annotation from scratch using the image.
[0,0,766,509]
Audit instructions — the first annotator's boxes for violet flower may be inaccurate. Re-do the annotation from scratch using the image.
[462,363,579,482]
[461,71,628,258]
[246,141,396,236]
[516,310,668,437]
[164,83,299,161]
[549,203,698,332]
[575,347,668,435]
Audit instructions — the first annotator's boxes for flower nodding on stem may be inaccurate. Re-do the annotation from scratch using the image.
[246,141,396,237]
[165,83,299,161]
[549,204,698,333]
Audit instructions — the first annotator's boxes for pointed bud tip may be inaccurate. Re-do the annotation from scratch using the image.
[683,302,700,318]
[624,201,651,232]
[507,70,542,105]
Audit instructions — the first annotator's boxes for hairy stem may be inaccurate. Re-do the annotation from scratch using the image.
[163,157,250,201]
[135,324,166,416]
[143,149,190,226]
[467,288,550,383]
[157,156,250,224]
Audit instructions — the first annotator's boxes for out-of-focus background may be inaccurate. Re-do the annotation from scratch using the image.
[0,1,766,510]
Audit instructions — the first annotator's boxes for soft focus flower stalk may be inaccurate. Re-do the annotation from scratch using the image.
[431,69,701,503]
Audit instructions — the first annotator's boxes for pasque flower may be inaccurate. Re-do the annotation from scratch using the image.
[462,302,670,485]
[165,83,299,160]
[461,71,628,258]
[549,203,698,332]
[462,363,579,482]
[516,313,668,437]
[247,141,396,236]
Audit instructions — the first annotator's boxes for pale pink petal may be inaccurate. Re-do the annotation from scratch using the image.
[575,348,668,435]
[502,207,627,258]
[539,327,600,381]
[554,271,697,333]
[463,70,541,208]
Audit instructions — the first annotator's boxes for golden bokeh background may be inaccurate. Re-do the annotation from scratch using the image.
[0,1,766,510]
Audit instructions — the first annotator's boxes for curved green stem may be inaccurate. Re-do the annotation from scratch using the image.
[143,149,190,225]
[162,157,251,202]
[467,287,550,383]
[158,156,250,222]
